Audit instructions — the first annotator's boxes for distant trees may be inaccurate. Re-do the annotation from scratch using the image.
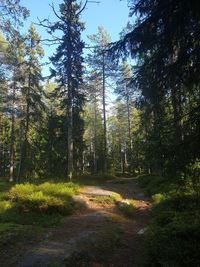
[86,26,117,173]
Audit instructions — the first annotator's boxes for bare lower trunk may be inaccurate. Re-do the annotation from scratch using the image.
[67,103,73,181]
[93,93,97,174]
[126,86,133,173]
[10,74,16,182]
[102,51,107,173]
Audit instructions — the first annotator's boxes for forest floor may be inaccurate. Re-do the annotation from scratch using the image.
[1,177,151,267]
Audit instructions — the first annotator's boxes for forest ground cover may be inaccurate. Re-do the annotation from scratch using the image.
[0,179,80,254]
[0,176,151,267]
[139,175,200,267]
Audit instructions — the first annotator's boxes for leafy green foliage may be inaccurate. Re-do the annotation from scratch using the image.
[8,182,78,215]
[140,175,200,266]
[139,175,177,196]
[0,180,80,249]
[145,196,200,267]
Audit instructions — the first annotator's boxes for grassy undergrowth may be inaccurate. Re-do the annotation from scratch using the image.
[0,180,79,249]
[139,175,200,267]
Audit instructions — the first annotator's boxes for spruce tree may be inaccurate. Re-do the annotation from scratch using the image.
[48,0,85,180]
[18,24,44,179]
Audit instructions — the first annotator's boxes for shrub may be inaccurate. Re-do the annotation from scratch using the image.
[8,182,78,216]
[152,193,167,204]
[0,201,13,214]
[9,183,37,201]
[184,160,200,196]
[38,182,79,198]
[144,196,200,266]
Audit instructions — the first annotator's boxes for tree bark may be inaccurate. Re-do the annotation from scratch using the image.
[102,51,107,173]
[10,71,16,182]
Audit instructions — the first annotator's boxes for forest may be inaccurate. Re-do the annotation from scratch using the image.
[0,0,200,266]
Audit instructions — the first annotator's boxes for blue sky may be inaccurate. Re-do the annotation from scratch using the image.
[21,0,131,76]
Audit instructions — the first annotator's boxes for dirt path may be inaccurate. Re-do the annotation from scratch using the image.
[2,178,151,267]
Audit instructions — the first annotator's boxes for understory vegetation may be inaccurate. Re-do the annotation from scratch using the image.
[0,180,79,248]
[139,175,200,267]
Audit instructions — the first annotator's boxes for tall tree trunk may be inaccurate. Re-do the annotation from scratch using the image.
[17,122,23,182]
[0,114,3,175]
[66,6,74,181]
[102,51,107,173]
[67,96,73,181]
[10,72,16,182]
[125,86,133,173]
[93,93,97,174]
[171,87,183,143]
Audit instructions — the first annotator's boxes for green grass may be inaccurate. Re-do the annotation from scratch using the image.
[0,179,80,248]
[139,175,200,267]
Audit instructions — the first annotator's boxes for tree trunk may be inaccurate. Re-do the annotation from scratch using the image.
[67,100,73,181]
[10,72,16,182]
[93,93,97,174]
[102,51,107,173]
[126,86,133,173]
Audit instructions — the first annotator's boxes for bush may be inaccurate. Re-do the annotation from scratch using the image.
[9,184,37,201]
[184,160,200,196]
[152,193,167,204]
[144,196,200,267]
[139,175,176,195]
[8,182,78,215]
[38,182,79,198]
